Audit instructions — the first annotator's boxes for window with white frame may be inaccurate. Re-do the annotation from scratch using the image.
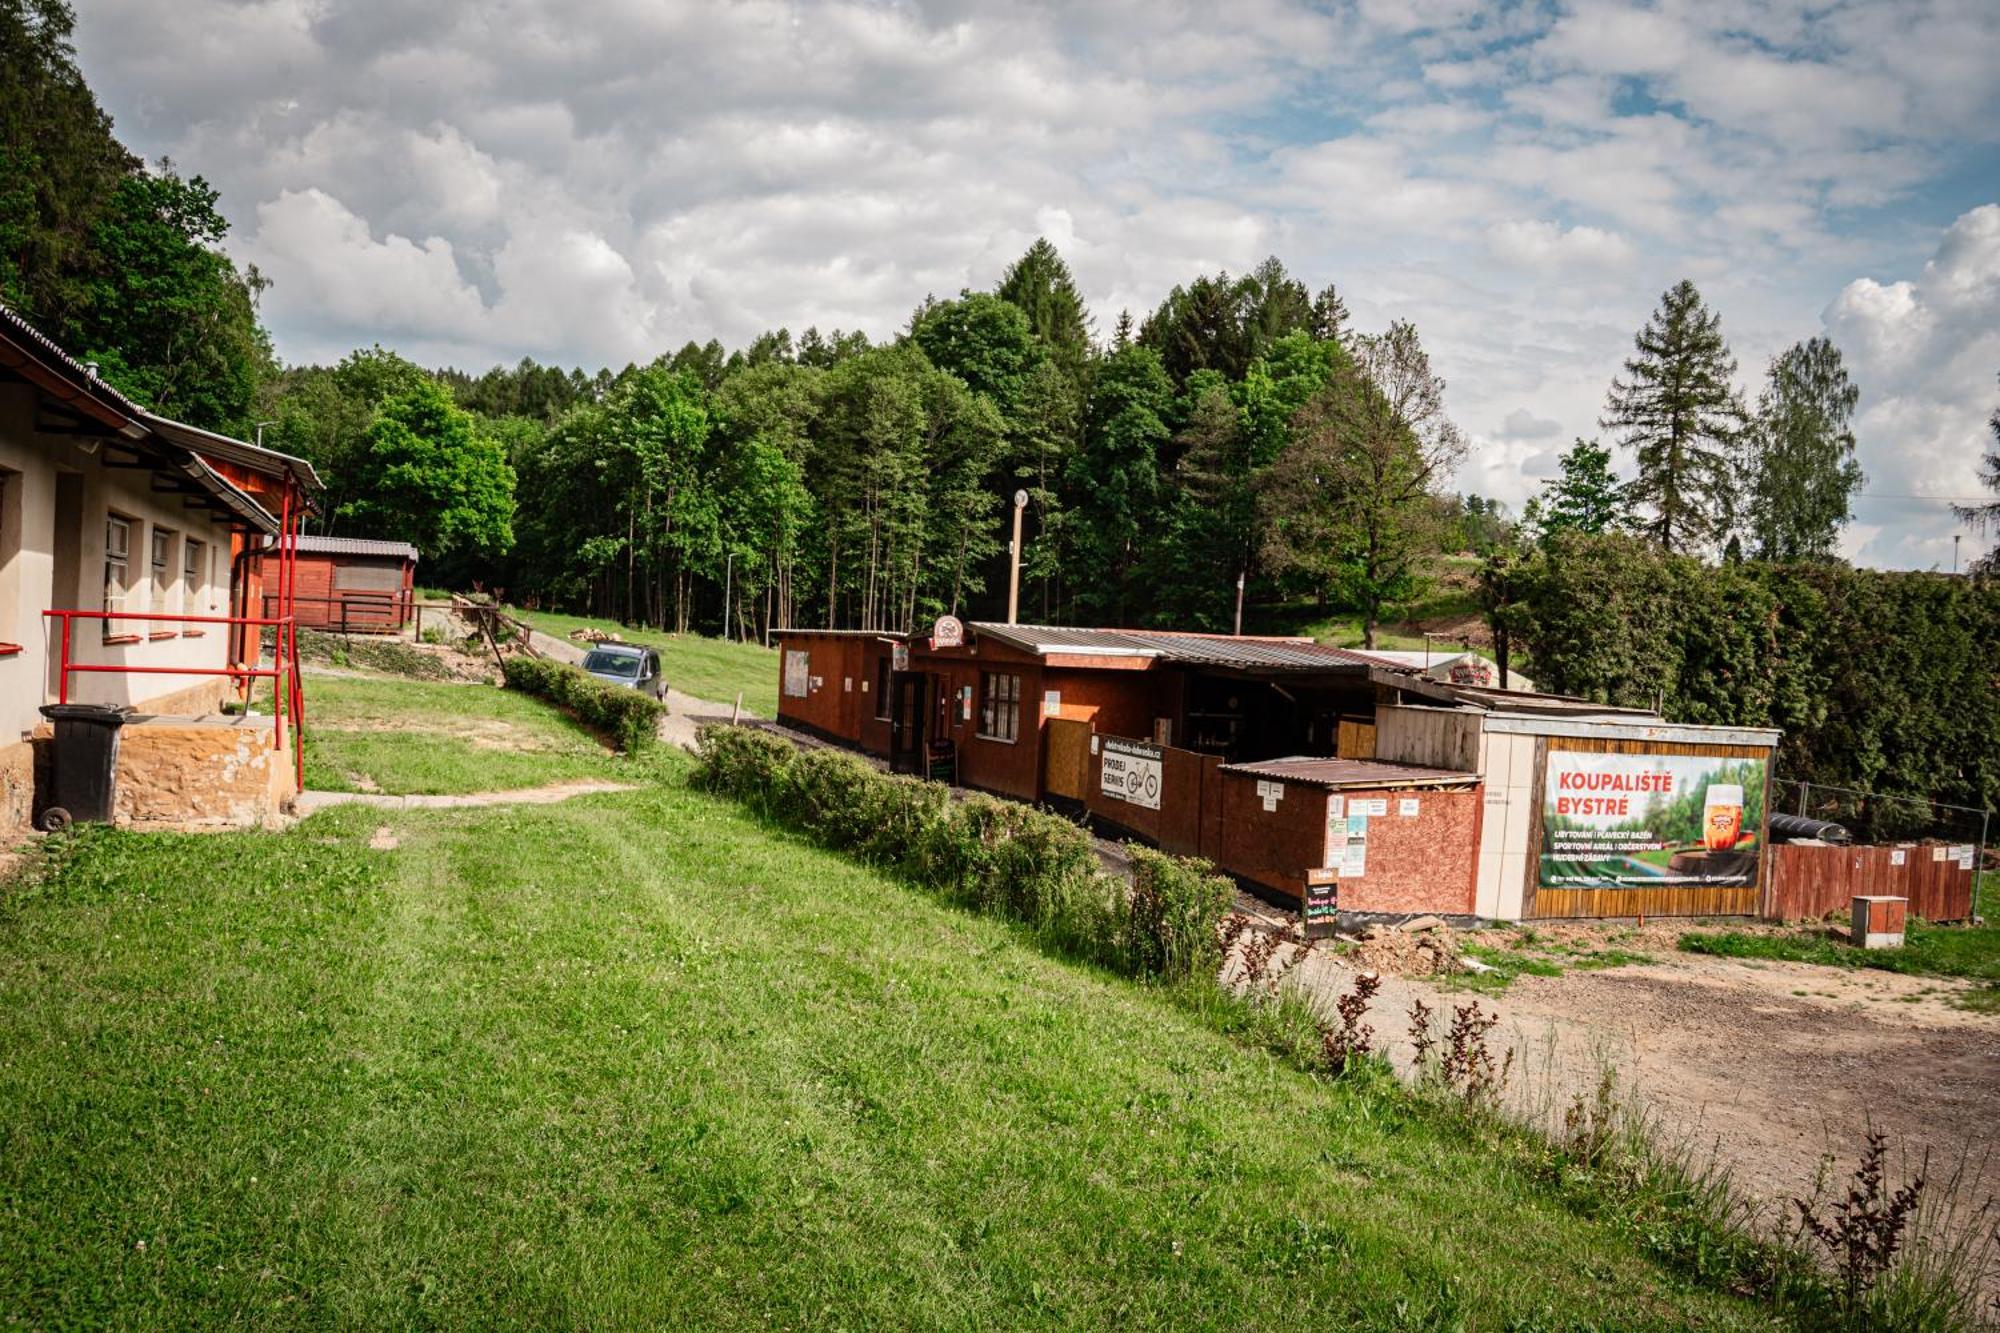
[184,537,205,617]
[104,514,132,637]
[151,525,178,616]
[978,671,1021,742]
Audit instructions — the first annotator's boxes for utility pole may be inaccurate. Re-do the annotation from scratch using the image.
[1007,490,1027,626]
[254,420,275,448]
[1954,534,1961,575]
[1232,569,1245,636]
[723,552,734,640]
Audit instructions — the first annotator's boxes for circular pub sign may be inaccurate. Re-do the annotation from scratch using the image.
[931,614,965,648]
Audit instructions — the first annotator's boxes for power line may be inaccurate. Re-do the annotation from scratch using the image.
[1854,491,1992,503]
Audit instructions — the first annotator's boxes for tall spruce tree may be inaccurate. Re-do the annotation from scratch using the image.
[1601,280,1747,554]
[1954,373,2000,573]
[994,238,1092,384]
[1741,336,1863,561]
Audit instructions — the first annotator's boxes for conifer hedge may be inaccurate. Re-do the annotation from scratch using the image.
[1506,535,2000,826]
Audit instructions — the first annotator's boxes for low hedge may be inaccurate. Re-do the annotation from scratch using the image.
[691,724,1233,984]
[501,656,666,753]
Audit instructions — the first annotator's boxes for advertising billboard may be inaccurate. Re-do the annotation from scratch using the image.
[1540,749,1767,889]
[1099,737,1163,811]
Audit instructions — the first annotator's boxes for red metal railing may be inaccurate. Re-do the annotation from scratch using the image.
[42,608,300,765]
[37,476,314,792]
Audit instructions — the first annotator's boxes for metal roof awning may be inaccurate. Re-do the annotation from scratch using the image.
[143,412,324,496]
[772,628,901,640]
[1219,756,1479,789]
[0,302,284,534]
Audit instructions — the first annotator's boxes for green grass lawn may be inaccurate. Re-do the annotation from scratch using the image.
[0,699,1770,1326]
[1680,878,2000,1012]
[300,673,651,795]
[506,606,779,716]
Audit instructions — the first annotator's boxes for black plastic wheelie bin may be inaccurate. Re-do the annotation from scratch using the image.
[37,703,132,832]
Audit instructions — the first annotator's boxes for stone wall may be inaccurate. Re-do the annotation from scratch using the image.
[0,738,31,835]
[112,717,296,830]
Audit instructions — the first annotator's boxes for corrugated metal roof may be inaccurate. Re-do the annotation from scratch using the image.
[144,413,324,494]
[1219,756,1478,788]
[0,303,281,534]
[278,535,420,561]
[969,623,1389,672]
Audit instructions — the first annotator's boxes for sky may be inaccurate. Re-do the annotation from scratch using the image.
[71,0,2000,570]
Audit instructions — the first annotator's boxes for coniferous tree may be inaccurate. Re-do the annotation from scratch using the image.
[1310,284,1350,344]
[1951,374,2000,573]
[1601,280,1747,554]
[1740,337,1863,561]
[994,238,1093,383]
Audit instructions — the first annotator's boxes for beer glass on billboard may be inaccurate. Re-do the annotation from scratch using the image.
[1702,782,1744,852]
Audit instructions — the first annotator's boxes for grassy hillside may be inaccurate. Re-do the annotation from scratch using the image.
[302,674,646,794]
[505,605,779,716]
[0,690,1766,1326]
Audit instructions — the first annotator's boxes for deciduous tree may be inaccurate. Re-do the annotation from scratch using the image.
[1741,337,1863,562]
[1261,321,1466,647]
[1525,437,1631,542]
[342,378,517,563]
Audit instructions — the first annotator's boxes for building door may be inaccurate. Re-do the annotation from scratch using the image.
[889,671,927,774]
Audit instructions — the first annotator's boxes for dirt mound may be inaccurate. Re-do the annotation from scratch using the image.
[1346,921,1463,976]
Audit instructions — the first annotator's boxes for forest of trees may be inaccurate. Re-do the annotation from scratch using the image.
[259,250,1507,647]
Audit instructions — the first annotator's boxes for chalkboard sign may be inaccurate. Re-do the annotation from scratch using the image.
[1304,867,1338,936]
[927,740,957,784]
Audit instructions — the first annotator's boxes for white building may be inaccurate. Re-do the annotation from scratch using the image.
[0,304,319,833]
[1358,649,1534,693]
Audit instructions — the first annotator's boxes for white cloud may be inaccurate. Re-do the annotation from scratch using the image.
[242,188,487,342]
[1823,206,2000,569]
[1486,219,1635,271]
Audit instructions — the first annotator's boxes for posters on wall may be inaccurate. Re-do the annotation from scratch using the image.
[1100,737,1163,811]
[782,650,810,699]
[1540,750,1768,888]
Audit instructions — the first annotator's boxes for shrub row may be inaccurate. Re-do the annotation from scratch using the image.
[691,724,1232,984]
[501,656,666,753]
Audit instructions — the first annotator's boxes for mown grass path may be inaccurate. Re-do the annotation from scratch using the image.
[0,762,1767,1327]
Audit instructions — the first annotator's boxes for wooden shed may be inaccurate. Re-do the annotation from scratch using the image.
[260,535,417,633]
[1212,757,1484,929]
[771,629,900,754]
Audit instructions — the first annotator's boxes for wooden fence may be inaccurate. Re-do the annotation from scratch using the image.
[1761,843,1975,922]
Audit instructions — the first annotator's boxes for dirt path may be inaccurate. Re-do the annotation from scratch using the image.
[293,779,637,814]
[1230,898,2000,1237]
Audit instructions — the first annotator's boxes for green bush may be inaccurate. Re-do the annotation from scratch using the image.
[1120,847,1235,983]
[501,656,665,753]
[691,724,1223,983]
